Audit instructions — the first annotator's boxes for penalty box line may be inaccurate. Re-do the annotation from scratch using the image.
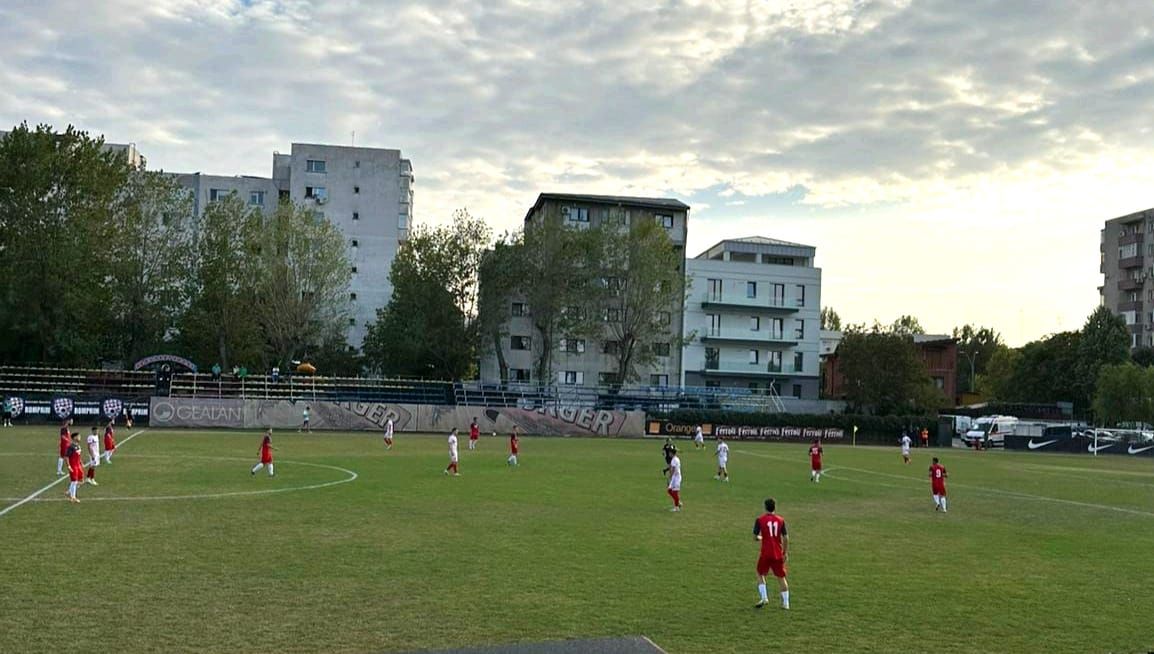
[0,429,148,519]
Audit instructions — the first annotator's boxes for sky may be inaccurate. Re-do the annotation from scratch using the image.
[3,0,1153,346]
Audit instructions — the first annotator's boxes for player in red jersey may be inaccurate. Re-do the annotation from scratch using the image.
[808,439,823,483]
[468,418,480,450]
[753,498,789,609]
[56,419,73,476]
[102,421,117,463]
[929,457,948,512]
[65,433,83,503]
[507,426,520,467]
[250,430,276,477]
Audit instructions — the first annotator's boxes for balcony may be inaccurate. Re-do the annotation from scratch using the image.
[699,328,799,346]
[700,363,814,378]
[1118,278,1145,292]
[1119,300,1144,313]
[1121,232,1145,246]
[701,293,800,313]
[1120,256,1144,269]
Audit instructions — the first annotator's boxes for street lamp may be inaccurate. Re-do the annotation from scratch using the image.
[961,350,978,393]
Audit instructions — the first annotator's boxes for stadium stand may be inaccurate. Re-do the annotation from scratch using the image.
[0,366,155,399]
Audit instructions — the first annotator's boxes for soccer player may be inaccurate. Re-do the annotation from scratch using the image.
[507,427,520,467]
[444,428,460,476]
[57,419,73,476]
[693,424,705,450]
[124,406,134,429]
[383,417,394,450]
[662,438,676,477]
[714,436,730,482]
[809,439,823,483]
[667,447,682,511]
[84,427,100,486]
[753,498,789,610]
[2,397,11,427]
[103,421,116,463]
[469,418,480,450]
[920,427,929,448]
[65,433,83,503]
[299,405,311,433]
[930,457,948,512]
[900,432,912,464]
[250,430,276,476]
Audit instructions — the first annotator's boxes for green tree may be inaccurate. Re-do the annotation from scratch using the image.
[980,345,1020,400]
[1132,347,1154,367]
[1075,306,1131,407]
[820,307,842,331]
[1093,363,1154,426]
[1006,331,1082,404]
[476,233,523,383]
[598,215,685,386]
[889,314,926,336]
[952,324,1004,394]
[837,326,945,415]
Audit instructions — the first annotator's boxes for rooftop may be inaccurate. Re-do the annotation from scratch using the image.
[525,193,690,221]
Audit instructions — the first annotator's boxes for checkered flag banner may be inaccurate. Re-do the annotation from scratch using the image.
[52,397,74,420]
[102,398,124,420]
[6,397,24,418]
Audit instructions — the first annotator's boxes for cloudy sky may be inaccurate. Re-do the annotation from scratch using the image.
[3,0,1152,345]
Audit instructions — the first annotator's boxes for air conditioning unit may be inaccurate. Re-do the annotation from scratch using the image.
[561,206,570,216]
[315,197,327,205]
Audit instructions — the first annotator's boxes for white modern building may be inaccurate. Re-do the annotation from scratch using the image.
[173,143,413,349]
[682,237,822,400]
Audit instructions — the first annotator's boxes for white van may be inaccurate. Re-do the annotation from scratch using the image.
[964,415,1018,449]
[941,415,974,437]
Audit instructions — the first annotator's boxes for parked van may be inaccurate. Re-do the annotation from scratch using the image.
[964,415,1018,449]
[940,414,974,437]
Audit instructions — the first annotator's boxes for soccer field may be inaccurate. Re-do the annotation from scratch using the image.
[2,427,1152,653]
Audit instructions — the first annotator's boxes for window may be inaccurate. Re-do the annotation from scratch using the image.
[708,313,721,336]
[352,212,360,221]
[792,384,803,399]
[602,340,621,355]
[278,189,290,201]
[511,302,527,317]
[561,371,584,385]
[772,283,786,306]
[653,342,671,357]
[354,185,360,194]
[794,352,804,372]
[348,318,356,326]
[209,188,229,202]
[746,281,757,298]
[1121,243,1139,259]
[749,349,760,364]
[750,316,760,331]
[705,347,719,370]
[249,191,265,206]
[350,292,358,301]
[564,206,590,222]
[768,351,783,372]
[655,214,674,228]
[598,372,621,385]
[306,159,326,173]
[605,277,623,296]
[510,368,530,382]
[351,266,358,274]
[604,208,629,226]
[707,278,723,301]
[657,311,671,325]
[354,160,360,169]
[560,338,586,354]
[604,307,621,322]
[794,320,804,340]
[705,380,721,388]
[770,318,784,339]
[650,374,669,387]
[796,284,805,307]
[511,335,531,350]
[351,239,359,248]
[305,186,327,201]
[563,306,584,321]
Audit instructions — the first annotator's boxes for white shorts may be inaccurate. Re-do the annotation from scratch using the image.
[89,450,100,465]
[902,448,910,456]
[450,454,458,463]
[718,458,727,468]
[668,476,682,491]
[695,436,704,444]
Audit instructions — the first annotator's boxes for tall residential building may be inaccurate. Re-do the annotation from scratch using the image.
[682,237,822,400]
[480,193,688,388]
[174,143,413,349]
[1101,208,1154,348]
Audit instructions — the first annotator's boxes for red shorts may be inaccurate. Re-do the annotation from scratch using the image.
[811,461,822,471]
[261,454,272,465]
[932,483,946,496]
[470,435,478,441]
[69,467,84,482]
[757,555,787,578]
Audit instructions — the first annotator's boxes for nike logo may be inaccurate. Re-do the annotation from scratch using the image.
[1088,443,1117,453]
[1027,439,1058,450]
[1128,444,1154,455]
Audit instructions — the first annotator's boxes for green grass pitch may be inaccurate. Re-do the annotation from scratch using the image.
[1,427,1152,653]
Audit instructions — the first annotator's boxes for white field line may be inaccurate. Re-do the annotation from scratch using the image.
[735,448,1154,519]
[0,429,147,518]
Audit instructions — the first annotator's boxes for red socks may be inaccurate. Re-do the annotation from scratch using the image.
[667,489,680,506]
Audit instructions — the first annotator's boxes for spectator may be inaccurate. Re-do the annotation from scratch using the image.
[920,427,930,448]
[211,363,222,381]
[271,366,280,383]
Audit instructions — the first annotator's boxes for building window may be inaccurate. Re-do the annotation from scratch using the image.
[604,208,629,226]
[351,266,358,274]
[511,336,531,351]
[354,160,360,169]
[653,342,671,357]
[209,188,229,202]
[657,311,671,325]
[792,384,802,399]
[749,349,760,365]
[705,347,719,370]
[354,185,360,194]
[561,371,584,385]
[305,186,327,201]
[655,214,674,228]
[707,278,723,301]
[602,340,621,355]
[306,159,326,173]
[605,277,623,296]
[352,212,360,221]
[564,206,590,222]
[598,372,621,386]
[794,320,804,340]
[348,318,356,326]
[350,292,358,301]
[278,189,290,201]
[772,283,786,306]
[708,314,722,336]
[796,284,805,307]
[559,338,586,354]
[249,191,265,206]
[351,239,359,248]
[750,316,760,331]
[770,318,784,339]
[746,281,757,298]
[768,351,783,372]
[604,307,621,322]
[650,374,669,387]
[510,368,530,382]
[794,351,804,372]
[511,302,527,317]
[705,380,721,388]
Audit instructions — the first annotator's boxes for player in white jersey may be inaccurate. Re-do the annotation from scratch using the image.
[714,436,730,482]
[666,449,683,511]
[444,428,460,476]
[694,425,705,449]
[84,427,100,485]
[383,418,394,450]
[900,433,912,464]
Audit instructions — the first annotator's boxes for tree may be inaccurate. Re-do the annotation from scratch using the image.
[598,216,685,386]
[980,345,1020,400]
[952,324,1004,394]
[837,325,945,415]
[820,307,842,331]
[889,314,925,336]
[1075,306,1131,407]
[1132,347,1154,367]
[1006,331,1082,404]
[1093,363,1154,426]
[476,233,523,383]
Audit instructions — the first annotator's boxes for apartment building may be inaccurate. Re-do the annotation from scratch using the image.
[0,130,142,167]
[1101,208,1154,348]
[481,193,688,388]
[682,237,822,400]
[173,143,413,349]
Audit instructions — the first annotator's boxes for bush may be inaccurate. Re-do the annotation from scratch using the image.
[649,410,935,445]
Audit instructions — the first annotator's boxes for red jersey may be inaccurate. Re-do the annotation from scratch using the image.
[929,463,947,491]
[260,436,273,464]
[59,429,71,457]
[469,424,479,439]
[809,445,823,469]
[753,513,788,559]
[66,444,82,471]
[104,426,116,450]
[509,435,519,454]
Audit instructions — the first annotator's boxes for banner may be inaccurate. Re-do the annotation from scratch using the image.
[148,397,645,437]
[646,421,843,441]
[1004,434,1154,457]
[2,399,149,423]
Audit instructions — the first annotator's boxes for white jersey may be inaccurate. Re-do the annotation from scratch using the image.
[716,441,729,464]
[901,435,912,453]
[694,427,704,443]
[385,418,394,437]
[448,433,458,460]
[86,434,100,459]
[668,455,682,490]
